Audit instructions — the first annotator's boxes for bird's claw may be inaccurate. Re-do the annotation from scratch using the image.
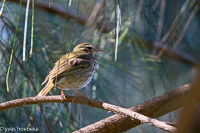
[60,94,66,104]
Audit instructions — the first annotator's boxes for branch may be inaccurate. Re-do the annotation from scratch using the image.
[0,83,196,132]
[102,103,176,132]
[6,0,114,33]
[74,83,198,133]
[0,96,95,111]
[0,95,176,132]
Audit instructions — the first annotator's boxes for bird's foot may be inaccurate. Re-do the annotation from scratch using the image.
[60,94,66,104]
[60,93,66,99]
[60,88,66,103]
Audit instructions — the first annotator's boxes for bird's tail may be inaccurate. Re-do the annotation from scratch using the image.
[36,81,54,97]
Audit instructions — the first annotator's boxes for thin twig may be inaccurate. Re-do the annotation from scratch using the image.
[160,0,190,44]
[173,5,198,49]
[135,0,143,24]
[152,0,160,11]
[152,0,165,55]
[155,0,196,57]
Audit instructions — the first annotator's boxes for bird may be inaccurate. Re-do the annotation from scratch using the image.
[36,43,102,97]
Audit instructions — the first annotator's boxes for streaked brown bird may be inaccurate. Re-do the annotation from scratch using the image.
[36,43,102,97]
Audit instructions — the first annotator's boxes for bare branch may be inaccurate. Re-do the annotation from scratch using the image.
[0,94,176,132]
[0,83,196,132]
[74,83,197,132]
[102,103,176,132]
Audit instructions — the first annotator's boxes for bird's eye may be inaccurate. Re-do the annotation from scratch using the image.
[88,47,92,49]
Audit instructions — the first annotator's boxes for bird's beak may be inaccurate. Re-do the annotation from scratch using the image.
[94,49,102,52]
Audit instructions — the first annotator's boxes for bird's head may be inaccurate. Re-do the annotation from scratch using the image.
[73,43,102,56]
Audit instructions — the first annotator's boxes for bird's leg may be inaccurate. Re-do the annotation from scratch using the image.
[70,83,81,96]
[59,87,66,103]
[70,83,82,103]
[60,87,65,98]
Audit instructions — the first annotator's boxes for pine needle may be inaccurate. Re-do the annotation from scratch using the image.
[0,0,6,16]
[30,0,34,57]
[115,0,121,61]
[6,0,22,92]
[23,0,30,61]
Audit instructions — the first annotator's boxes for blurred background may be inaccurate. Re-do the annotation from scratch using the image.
[0,0,199,132]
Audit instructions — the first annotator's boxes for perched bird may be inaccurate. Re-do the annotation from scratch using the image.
[36,43,102,97]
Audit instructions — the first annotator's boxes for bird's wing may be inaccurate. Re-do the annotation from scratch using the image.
[42,52,93,84]
[51,58,93,78]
